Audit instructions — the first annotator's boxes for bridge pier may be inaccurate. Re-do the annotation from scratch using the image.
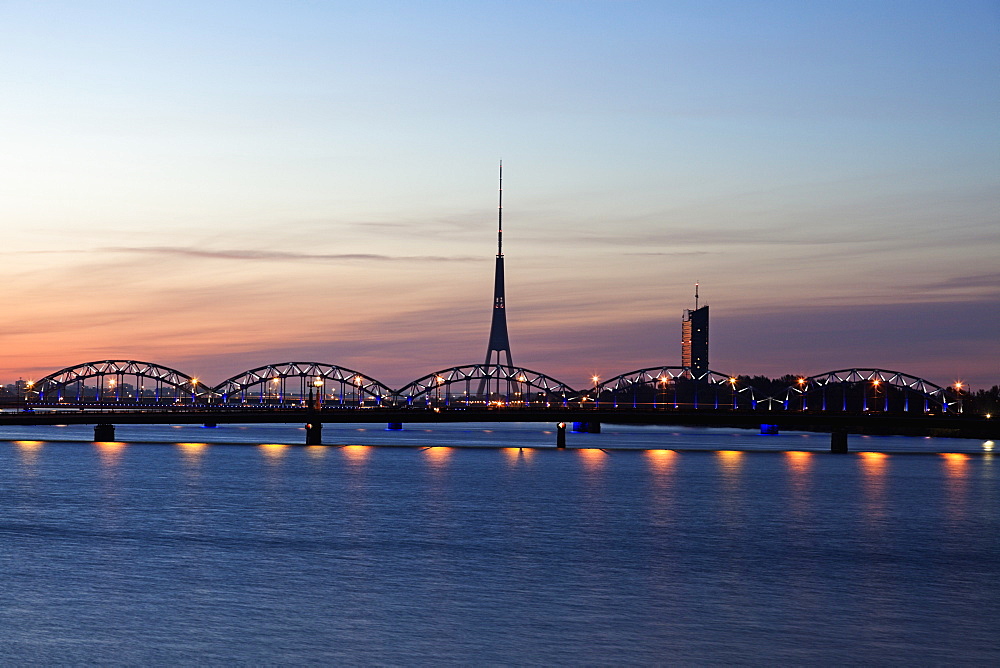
[556,422,566,448]
[305,422,323,445]
[94,424,115,442]
[831,429,849,453]
[760,424,779,435]
[572,421,601,434]
[387,422,403,431]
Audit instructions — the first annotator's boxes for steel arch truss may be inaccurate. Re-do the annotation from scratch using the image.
[213,362,394,407]
[595,366,761,409]
[396,365,575,407]
[32,360,212,404]
[774,368,955,413]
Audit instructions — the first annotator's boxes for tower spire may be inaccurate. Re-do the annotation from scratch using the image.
[497,160,502,257]
[695,282,699,310]
[480,161,513,396]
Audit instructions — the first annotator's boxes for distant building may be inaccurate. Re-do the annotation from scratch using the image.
[682,304,709,377]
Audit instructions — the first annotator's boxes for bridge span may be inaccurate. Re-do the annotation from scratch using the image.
[7,360,990,451]
[1,405,993,452]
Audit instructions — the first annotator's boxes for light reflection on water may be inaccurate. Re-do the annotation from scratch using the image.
[0,430,997,665]
[338,444,368,463]
[14,440,43,469]
[259,443,288,460]
[422,445,452,467]
[95,441,126,466]
[784,451,813,519]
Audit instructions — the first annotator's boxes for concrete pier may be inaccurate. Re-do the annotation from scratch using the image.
[387,422,403,430]
[305,422,323,445]
[556,422,566,448]
[831,429,849,453]
[94,424,115,442]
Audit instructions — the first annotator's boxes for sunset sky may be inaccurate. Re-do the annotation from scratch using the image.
[2,1,998,391]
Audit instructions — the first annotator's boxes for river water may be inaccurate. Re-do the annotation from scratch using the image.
[1,423,997,665]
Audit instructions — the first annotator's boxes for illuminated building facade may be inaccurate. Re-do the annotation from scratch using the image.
[682,304,709,377]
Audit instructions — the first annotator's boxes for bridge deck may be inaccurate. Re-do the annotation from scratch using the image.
[0,407,994,439]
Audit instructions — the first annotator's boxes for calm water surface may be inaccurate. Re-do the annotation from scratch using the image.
[1,424,997,665]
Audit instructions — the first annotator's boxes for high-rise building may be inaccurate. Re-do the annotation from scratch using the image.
[681,284,708,377]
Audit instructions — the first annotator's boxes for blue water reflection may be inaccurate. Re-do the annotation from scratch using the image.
[0,431,997,664]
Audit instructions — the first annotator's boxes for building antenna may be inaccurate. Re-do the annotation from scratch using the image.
[695,282,700,310]
[497,160,503,257]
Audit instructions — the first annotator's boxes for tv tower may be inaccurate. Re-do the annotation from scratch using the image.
[483,161,513,368]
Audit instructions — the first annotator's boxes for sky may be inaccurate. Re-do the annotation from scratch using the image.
[1,0,998,392]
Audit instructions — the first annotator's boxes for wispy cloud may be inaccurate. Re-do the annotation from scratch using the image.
[104,246,482,263]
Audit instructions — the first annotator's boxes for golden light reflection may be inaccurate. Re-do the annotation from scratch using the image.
[858,451,888,524]
[940,453,970,523]
[940,452,969,477]
[783,451,813,519]
[578,448,606,470]
[340,445,369,463]
[96,441,126,466]
[716,450,743,467]
[14,440,43,467]
[306,445,328,459]
[784,450,812,473]
[645,448,676,474]
[260,443,288,459]
[176,442,207,460]
[502,447,533,464]
[424,447,451,466]
[14,440,43,451]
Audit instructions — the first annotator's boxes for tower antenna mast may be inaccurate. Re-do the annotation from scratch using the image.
[695,282,699,310]
[497,160,502,257]
[480,160,514,396]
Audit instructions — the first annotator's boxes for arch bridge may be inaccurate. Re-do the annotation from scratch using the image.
[771,368,955,414]
[594,367,761,410]
[22,360,963,416]
[32,360,213,404]
[395,365,575,407]
[214,363,394,407]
